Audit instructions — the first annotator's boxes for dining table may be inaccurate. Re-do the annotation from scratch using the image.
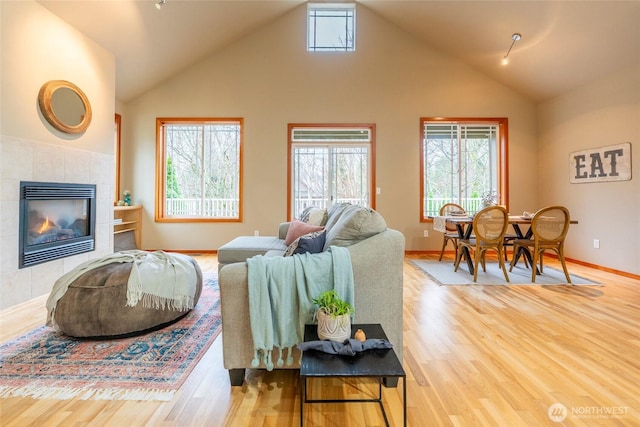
[433,214,578,276]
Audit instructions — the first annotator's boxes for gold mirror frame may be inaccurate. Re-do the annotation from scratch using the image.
[38,80,92,134]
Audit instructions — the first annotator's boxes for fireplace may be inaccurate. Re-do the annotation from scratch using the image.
[19,181,96,268]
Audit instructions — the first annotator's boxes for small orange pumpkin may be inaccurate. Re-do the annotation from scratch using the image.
[354,328,366,342]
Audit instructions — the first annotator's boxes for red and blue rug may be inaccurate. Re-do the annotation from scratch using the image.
[0,274,220,401]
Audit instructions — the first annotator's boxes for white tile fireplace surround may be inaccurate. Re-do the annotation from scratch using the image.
[1,135,114,309]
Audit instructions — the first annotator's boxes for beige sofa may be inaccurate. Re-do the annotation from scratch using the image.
[218,204,405,386]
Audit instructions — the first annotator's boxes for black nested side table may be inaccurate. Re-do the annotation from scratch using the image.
[299,323,406,426]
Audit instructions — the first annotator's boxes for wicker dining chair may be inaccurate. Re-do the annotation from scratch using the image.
[509,205,572,283]
[454,205,510,282]
[438,203,466,261]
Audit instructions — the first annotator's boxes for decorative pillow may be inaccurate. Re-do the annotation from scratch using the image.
[284,220,324,246]
[284,230,326,256]
[298,206,313,221]
[323,206,387,250]
[299,207,328,226]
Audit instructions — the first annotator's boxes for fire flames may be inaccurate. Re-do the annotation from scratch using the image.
[38,217,52,234]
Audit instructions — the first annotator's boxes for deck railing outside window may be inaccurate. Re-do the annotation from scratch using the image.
[165,197,484,219]
[293,197,366,218]
[165,198,239,218]
[424,198,485,217]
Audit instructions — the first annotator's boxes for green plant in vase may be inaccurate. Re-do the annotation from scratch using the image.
[313,290,354,342]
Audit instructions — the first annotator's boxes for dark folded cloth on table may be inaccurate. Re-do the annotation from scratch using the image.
[297,338,393,356]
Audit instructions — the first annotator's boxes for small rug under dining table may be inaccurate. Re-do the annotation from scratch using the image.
[0,273,220,401]
[410,259,601,286]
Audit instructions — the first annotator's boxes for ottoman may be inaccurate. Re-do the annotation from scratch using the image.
[54,256,203,338]
[217,235,287,270]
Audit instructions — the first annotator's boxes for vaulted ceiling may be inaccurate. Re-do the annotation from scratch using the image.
[39,1,640,103]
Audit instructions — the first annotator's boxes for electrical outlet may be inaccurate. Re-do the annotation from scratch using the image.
[423,230,429,237]
[593,239,599,249]
[254,230,259,236]
[376,187,381,195]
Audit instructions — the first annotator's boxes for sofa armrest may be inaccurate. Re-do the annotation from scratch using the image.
[219,262,256,371]
[347,229,405,362]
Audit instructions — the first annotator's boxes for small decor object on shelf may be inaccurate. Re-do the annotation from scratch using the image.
[313,290,354,343]
[123,190,131,206]
[354,328,366,342]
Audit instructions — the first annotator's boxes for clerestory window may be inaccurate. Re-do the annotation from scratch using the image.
[288,124,374,219]
[420,118,508,220]
[307,3,356,52]
[155,118,243,222]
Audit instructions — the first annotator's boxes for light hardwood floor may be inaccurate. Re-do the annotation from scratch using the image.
[1,254,638,426]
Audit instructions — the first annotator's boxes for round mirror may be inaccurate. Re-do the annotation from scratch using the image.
[38,80,92,134]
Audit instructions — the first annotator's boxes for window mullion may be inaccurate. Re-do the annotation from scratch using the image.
[199,126,205,216]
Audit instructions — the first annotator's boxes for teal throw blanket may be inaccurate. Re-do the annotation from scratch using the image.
[247,246,354,371]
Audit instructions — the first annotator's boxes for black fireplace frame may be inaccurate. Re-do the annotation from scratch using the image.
[19,181,96,269]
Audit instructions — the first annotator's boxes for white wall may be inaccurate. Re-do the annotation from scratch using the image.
[538,64,640,274]
[122,3,538,254]
[0,1,116,308]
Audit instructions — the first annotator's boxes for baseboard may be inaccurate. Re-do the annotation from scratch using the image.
[563,257,640,280]
[141,249,218,255]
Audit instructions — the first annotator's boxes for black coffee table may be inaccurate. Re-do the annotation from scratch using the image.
[299,323,406,426]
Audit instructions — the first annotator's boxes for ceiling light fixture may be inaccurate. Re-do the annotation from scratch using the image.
[155,0,166,10]
[502,33,521,65]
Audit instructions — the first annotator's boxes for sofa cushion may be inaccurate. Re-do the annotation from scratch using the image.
[284,220,324,246]
[324,206,387,250]
[323,203,352,232]
[218,236,287,265]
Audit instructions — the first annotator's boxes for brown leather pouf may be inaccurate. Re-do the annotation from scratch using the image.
[54,257,203,338]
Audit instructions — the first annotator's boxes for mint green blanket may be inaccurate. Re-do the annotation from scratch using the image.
[247,246,354,371]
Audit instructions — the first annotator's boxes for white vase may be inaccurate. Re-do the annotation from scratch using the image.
[316,310,351,342]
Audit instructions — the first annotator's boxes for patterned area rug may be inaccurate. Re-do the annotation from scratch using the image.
[0,274,220,401]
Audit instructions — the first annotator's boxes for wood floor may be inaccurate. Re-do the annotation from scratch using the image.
[1,254,638,426]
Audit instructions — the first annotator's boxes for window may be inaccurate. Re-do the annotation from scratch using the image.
[307,3,355,52]
[156,118,242,222]
[288,124,374,219]
[420,118,508,220]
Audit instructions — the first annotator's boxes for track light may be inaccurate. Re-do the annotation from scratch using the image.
[502,33,521,65]
[155,0,166,10]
